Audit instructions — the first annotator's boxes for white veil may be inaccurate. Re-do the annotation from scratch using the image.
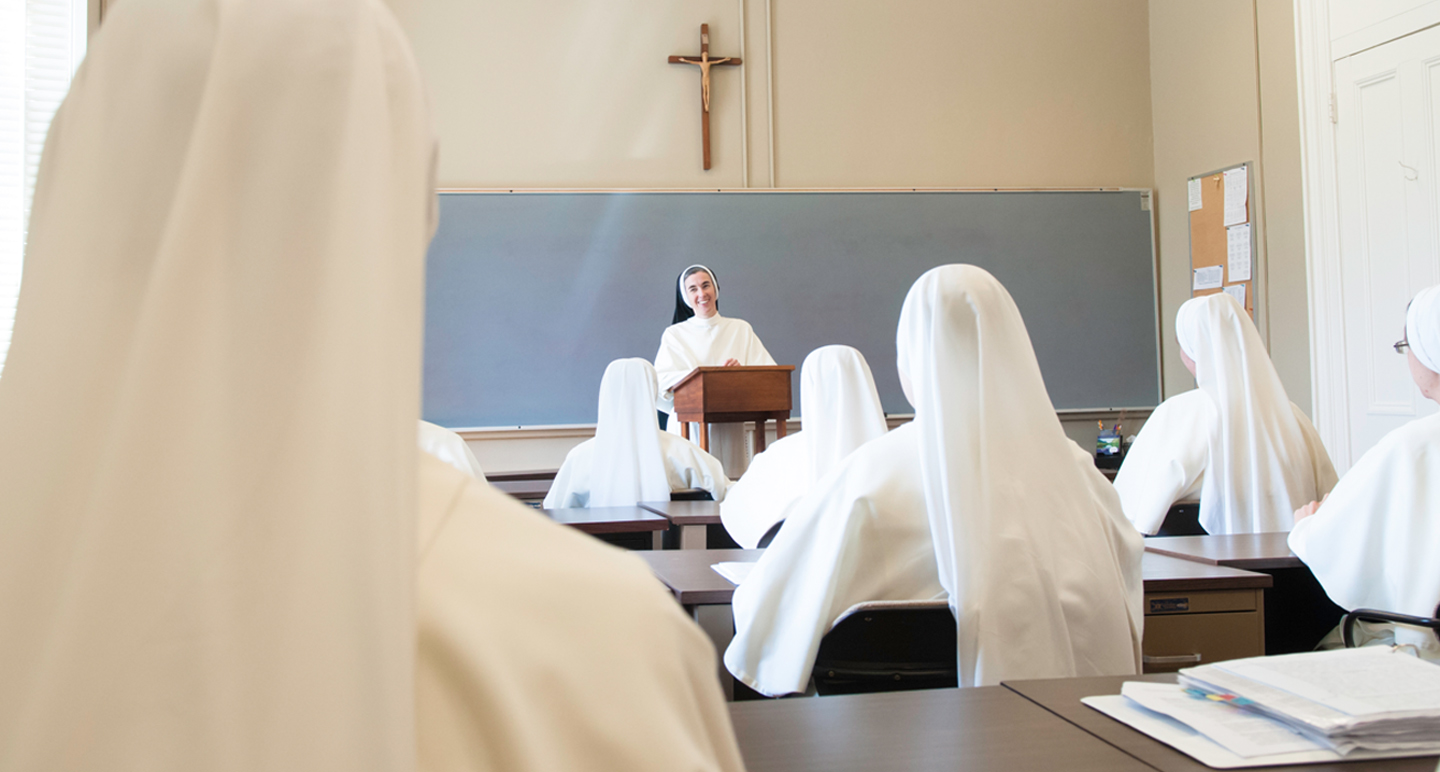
[800,345,888,484]
[589,358,672,506]
[1176,293,1320,534]
[0,0,432,768]
[898,265,1142,686]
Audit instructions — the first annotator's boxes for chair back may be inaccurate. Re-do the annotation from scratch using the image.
[812,599,956,695]
[1341,604,1440,648]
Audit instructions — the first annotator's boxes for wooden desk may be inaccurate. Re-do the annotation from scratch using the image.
[1140,553,1270,672]
[1144,532,1300,570]
[729,684,1155,772]
[638,549,1271,691]
[488,468,557,504]
[543,506,669,550]
[1004,674,1439,772]
[1145,533,1345,655]
[639,500,721,549]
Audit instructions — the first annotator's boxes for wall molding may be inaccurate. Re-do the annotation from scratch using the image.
[1295,0,1352,469]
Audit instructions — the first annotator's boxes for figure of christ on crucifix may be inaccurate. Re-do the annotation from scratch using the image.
[668,24,741,170]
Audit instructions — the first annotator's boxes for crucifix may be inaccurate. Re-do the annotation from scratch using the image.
[668,24,742,171]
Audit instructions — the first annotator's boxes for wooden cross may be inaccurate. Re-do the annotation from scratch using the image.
[668,24,742,171]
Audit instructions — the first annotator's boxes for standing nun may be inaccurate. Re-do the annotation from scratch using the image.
[725,266,1143,697]
[1114,293,1336,534]
[654,265,775,477]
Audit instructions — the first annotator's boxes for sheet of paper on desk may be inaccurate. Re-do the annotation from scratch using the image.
[1189,178,1204,211]
[1227,224,1251,281]
[1081,693,1436,768]
[1224,167,1248,226]
[712,561,756,585]
[1119,682,1325,758]
[1194,265,1224,291]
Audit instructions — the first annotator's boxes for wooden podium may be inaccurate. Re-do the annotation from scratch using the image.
[671,365,795,455]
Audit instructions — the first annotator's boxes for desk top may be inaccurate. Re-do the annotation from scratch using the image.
[1003,675,1438,772]
[728,683,1154,772]
[637,549,1271,606]
[1144,533,1302,570]
[1141,552,1272,592]
[542,506,669,534]
[637,548,762,604]
[637,499,722,525]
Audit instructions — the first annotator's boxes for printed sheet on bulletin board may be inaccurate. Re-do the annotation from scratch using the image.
[1188,163,1254,318]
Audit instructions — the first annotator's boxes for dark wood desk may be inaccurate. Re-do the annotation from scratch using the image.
[542,506,669,550]
[639,500,722,549]
[1004,674,1439,772]
[488,468,556,504]
[637,549,1272,691]
[729,684,1155,772]
[1144,533,1345,655]
[1144,533,1301,570]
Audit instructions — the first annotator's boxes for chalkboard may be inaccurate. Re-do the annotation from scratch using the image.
[424,190,1159,428]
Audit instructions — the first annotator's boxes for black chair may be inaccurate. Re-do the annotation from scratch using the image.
[756,519,784,548]
[1154,501,1206,536]
[812,599,957,695]
[1340,603,1440,648]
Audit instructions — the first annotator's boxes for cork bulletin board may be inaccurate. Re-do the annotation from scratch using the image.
[1188,162,1256,318]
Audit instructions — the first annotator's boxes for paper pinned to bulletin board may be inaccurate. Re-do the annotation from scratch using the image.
[1188,162,1255,319]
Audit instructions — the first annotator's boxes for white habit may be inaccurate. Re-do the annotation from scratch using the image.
[726,266,1144,696]
[1289,286,1440,659]
[0,0,430,766]
[419,420,486,481]
[654,313,775,476]
[544,359,728,508]
[1115,293,1337,534]
[720,344,889,549]
[418,454,745,772]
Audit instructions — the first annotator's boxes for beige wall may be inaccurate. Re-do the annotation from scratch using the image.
[1148,0,1311,414]
[393,0,1322,470]
[390,0,1154,189]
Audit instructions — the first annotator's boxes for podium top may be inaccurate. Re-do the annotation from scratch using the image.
[672,365,795,392]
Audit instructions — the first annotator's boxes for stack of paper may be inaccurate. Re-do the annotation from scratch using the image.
[1179,647,1440,755]
[1082,648,1440,768]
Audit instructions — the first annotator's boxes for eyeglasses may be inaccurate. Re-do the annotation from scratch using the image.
[1395,336,1410,354]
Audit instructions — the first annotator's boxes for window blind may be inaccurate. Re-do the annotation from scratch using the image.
[0,0,87,375]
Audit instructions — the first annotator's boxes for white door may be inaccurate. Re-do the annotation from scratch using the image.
[1332,26,1440,469]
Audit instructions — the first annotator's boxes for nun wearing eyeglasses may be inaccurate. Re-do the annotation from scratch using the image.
[654,265,775,477]
[1113,293,1337,535]
[1288,284,1440,660]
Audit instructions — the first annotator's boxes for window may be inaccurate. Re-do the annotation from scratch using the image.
[0,0,88,375]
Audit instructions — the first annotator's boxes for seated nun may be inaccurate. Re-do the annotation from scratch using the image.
[418,454,746,771]
[0,2,746,768]
[0,0,431,763]
[419,420,486,480]
[544,358,728,508]
[725,265,1143,697]
[720,344,888,548]
[1288,284,1440,660]
[1114,293,1337,535]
